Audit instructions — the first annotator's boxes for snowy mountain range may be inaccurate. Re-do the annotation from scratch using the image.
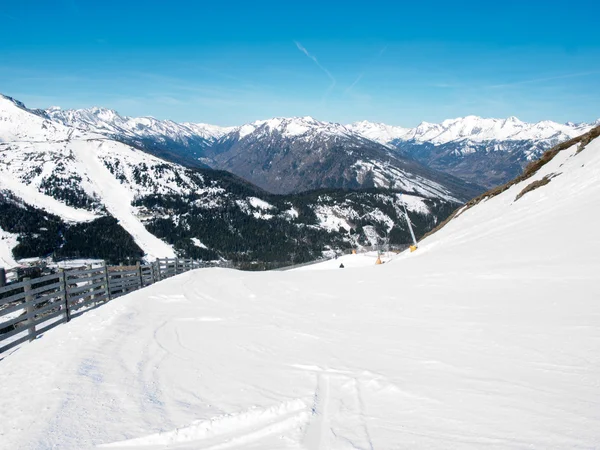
[348,116,597,146]
[45,106,232,168]
[0,94,456,267]
[349,116,599,187]
[47,104,599,189]
[48,109,482,199]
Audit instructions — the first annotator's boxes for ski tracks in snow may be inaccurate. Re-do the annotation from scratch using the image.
[102,365,378,449]
[101,399,309,449]
[302,367,374,450]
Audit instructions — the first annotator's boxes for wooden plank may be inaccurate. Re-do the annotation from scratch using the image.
[64,273,106,285]
[108,283,138,293]
[29,308,64,329]
[67,287,108,304]
[35,317,65,336]
[109,276,140,286]
[0,281,62,307]
[69,294,108,312]
[65,267,106,278]
[108,280,138,289]
[108,269,138,277]
[0,320,31,341]
[0,279,28,296]
[0,333,31,354]
[0,299,61,329]
[0,291,63,319]
[0,273,61,296]
[0,290,26,307]
[0,310,26,329]
[67,280,107,295]
[32,301,63,318]
[28,273,62,285]
[109,286,137,296]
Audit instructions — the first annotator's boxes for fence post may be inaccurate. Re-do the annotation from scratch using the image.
[103,262,111,301]
[87,264,95,304]
[23,278,36,342]
[59,269,71,322]
[137,262,143,288]
[154,260,160,281]
[0,267,5,287]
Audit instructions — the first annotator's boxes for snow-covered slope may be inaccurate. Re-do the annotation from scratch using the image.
[0,95,92,143]
[0,95,219,259]
[46,106,233,168]
[0,127,598,448]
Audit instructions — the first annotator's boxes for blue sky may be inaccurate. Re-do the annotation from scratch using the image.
[1,0,599,126]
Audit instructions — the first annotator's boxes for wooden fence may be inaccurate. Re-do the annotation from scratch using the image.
[0,258,201,356]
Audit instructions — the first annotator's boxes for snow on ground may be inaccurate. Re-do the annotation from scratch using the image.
[56,259,105,269]
[191,238,208,250]
[0,138,599,449]
[0,227,18,267]
[247,197,275,211]
[295,251,389,271]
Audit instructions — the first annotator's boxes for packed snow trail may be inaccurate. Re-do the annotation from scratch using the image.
[0,137,599,448]
[70,139,176,259]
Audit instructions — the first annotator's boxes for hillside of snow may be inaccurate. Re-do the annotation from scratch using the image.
[0,127,598,448]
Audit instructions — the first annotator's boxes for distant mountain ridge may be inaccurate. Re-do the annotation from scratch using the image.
[204,116,481,200]
[348,116,597,146]
[348,116,599,187]
[48,107,483,200]
[46,103,598,189]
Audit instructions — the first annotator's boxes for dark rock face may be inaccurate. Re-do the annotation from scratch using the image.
[391,140,550,189]
[205,119,484,201]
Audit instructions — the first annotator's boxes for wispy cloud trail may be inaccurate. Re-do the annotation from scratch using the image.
[344,73,364,94]
[294,41,336,92]
[345,45,387,95]
[489,71,600,88]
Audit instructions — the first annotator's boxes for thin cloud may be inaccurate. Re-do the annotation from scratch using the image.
[344,45,387,95]
[488,71,600,88]
[294,41,336,92]
[344,73,364,94]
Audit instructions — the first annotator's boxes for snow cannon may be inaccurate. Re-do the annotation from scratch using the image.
[410,245,418,252]
[375,256,383,265]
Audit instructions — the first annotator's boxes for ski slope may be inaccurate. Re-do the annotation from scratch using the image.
[70,140,177,260]
[0,135,599,448]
